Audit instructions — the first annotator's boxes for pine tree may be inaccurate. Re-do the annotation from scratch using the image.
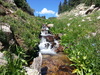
[62,0,68,12]
[58,2,62,14]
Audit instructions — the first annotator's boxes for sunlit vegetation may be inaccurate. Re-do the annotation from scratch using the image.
[50,11,100,75]
[0,2,48,74]
[0,0,100,75]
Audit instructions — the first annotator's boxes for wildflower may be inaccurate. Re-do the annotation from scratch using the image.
[82,19,85,22]
[69,18,73,20]
[91,32,96,37]
[86,17,92,21]
[92,43,96,46]
[97,16,100,19]
[83,56,87,60]
[63,34,66,36]
[67,23,70,26]
[78,25,81,27]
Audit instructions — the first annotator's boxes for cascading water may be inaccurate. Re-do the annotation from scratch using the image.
[38,24,59,55]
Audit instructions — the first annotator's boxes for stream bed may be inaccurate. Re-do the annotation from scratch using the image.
[38,24,76,75]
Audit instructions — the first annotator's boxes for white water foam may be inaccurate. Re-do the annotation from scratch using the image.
[39,25,59,55]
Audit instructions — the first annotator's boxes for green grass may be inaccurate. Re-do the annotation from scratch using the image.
[0,2,100,75]
[49,11,100,75]
[0,5,49,75]
[0,46,27,75]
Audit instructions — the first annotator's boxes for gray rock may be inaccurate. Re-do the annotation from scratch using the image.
[24,53,42,75]
[0,23,12,33]
[0,52,7,66]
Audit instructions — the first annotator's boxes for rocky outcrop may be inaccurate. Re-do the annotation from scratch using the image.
[0,23,12,33]
[0,22,28,50]
[24,53,42,75]
[58,3,100,18]
[0,5,14,16]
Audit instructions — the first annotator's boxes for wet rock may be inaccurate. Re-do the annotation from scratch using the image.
[24,53,42,75]
[55,45,64,52]
[30,53,42,74]
[45,36,54,42]
[54,34,61,40]
[41,52,76,75]
[24,67,40,75]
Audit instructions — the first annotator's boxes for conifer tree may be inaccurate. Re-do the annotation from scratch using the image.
[62,0,68,12]
[58,2,62,14]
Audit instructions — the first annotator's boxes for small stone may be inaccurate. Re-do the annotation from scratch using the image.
[47,24,54,28]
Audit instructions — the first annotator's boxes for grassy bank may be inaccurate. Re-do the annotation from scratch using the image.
[50,11,100,75]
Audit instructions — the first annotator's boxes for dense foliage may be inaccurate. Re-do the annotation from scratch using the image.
[14,0,34,15]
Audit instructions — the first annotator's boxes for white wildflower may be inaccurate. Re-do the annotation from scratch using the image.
[86,17,92,21]
[92,43,96,46]
[91,32,96,37]
[78,25,81,27]
[67,23,71,26]
[97,16,100,19]
[24,67,39,75]
[82,19,85,22]
[69,18,73,20]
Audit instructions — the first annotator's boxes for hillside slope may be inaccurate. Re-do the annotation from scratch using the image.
[0,1,50,75]
[50,7,100,75]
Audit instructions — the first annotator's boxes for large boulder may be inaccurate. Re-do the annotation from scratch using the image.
[24,53,42,75]
[0,23,12,33]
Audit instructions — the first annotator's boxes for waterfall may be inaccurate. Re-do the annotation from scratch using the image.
[38,24,59,55]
